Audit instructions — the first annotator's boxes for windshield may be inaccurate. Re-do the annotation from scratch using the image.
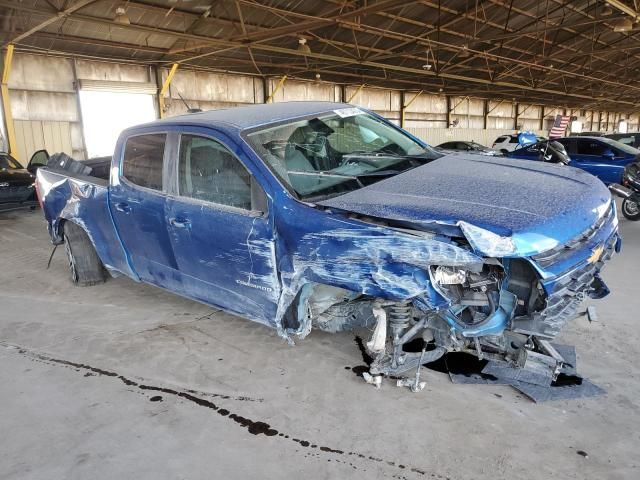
[469,141,490,151]
[0,154,22,170]
[245,109,441,201]
[600,137,640,155]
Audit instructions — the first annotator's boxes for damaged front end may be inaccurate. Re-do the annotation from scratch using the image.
[283,202,620,392]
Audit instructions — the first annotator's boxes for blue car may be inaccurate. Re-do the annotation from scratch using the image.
[34,102,619,383]
[508,136,640,184]
[556,136,640,184]
[508,140,571,165]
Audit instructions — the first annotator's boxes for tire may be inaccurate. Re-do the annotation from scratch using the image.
[63,221,105,286]
[622,198,640,221]
[500,149,509,155]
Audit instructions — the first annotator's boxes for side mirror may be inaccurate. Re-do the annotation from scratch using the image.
[603,151,615,159]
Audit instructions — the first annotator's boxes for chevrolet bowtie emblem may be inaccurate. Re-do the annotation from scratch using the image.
[587,244,604,264]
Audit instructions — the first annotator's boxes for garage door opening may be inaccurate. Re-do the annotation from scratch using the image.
[79,90,156,158]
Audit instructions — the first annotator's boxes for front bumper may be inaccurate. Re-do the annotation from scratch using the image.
[512,203,620,338]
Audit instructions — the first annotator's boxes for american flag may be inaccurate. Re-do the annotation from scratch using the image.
[549,114,570,138]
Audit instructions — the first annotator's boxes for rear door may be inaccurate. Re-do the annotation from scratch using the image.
[109,131,180,285]
[165,128,279,321]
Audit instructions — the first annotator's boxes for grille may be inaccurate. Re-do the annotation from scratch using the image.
[514,231,617,338]
[532,203,615,268]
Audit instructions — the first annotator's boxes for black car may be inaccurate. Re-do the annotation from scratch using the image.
[436,140,501,156]
[0,152,38,212]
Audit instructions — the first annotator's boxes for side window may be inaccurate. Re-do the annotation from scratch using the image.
[122,134,166,190]
[509,136,519,143]
[557,139,575,154]
[440,142,454,149]
[495,136,506,143]
[577,140,607,156]
[178,134,252,210]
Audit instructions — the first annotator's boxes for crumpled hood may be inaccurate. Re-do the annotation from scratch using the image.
[319,154,612,256]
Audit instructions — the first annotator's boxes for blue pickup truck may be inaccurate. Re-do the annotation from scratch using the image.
[36,102,619,382]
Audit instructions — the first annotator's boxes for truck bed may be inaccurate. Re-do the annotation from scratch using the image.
[36,156,134,278]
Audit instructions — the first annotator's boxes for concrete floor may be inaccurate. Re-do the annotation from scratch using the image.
[0,209,639,480]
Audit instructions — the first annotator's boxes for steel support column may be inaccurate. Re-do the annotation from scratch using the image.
[266,75,287,103]
[1,44,17,161]
[158,63,179,119]
[400,90,422,128]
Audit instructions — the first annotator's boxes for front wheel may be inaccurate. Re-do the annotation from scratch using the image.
[622,198,640,221]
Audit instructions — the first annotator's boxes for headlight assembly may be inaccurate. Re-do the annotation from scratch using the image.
[459,221,517,257]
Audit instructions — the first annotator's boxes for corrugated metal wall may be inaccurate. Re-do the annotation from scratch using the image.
[7,54,83,164]
[406,128,546,147]
[3,52,639,165]
[14,120,72,164]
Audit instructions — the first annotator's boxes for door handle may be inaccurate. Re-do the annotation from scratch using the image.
[169,217,191,229]
[114,202,131,213]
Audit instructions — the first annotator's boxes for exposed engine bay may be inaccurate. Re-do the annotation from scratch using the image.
[294,232,616,393]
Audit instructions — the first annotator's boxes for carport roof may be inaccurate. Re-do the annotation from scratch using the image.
[2,1,640,112]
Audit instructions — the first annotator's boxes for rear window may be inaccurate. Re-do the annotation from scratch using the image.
[122,134,166,190]
[495,136,507,143]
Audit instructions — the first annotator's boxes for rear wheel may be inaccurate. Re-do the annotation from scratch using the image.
[63,221,105,286]
[622,198,640,221]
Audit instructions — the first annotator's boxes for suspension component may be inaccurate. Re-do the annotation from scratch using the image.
[388,301,412,368]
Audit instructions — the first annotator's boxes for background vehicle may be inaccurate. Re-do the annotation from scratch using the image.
[507,140,570,165]
[436,140,501,156]
[610,161,640,221]
[575,131,605,137]
[36,102,618,384]
[604,132,640,149]
[0,152,37,212]
[555,136,640,184]
[491,132,540,153]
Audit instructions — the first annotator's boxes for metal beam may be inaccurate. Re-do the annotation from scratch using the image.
[347,84,365,103]
[605,0,640,21]
[266,75,287,103]
[400,90,423,128]
[158,63,179,118]
[0,44,17,161]
[4,0,97,46]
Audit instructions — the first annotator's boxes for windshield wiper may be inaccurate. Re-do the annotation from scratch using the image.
[288,170,365,187]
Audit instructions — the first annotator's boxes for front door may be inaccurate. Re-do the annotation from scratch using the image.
[109,132,179,285]
[166,129,279,322]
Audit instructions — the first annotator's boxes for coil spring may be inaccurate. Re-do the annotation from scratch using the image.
[388,301,412,330]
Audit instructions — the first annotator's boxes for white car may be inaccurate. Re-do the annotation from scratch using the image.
[492,133,544,153]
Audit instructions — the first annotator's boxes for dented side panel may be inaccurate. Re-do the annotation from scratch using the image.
[35,168,135,278]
